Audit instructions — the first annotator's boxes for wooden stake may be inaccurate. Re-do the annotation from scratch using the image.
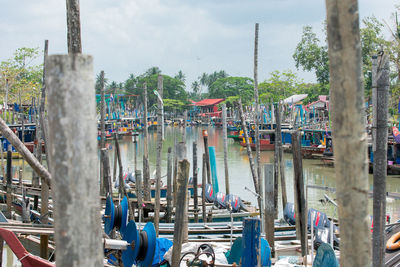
[326,1,370,266]
[47,54,102,266]
[193,141,198,223]
[222,104,230,194]
[154,74,163,235]
[182,110,187,141]
[237,99,261,210]
[292,131,307,257]
[264,163,275,257]
[171,144,190,267]
[135,170,144,223]
[173,135,178,207]
[202,130,211,184]
[99,70,106,195]
[202,153,207,223]
[143,82,150,201]
[275,103,287,211]
[66,0,82,54]
[273,125,279,219]
[6,150,12,219]
[372,53,389,267]
[101,148,112,196]
[166,147,173,223]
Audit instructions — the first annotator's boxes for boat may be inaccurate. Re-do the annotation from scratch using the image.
[240,138,275,151]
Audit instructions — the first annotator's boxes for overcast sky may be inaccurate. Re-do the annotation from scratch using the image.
[0,0,397,91]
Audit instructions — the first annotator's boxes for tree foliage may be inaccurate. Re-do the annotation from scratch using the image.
[208,76,254,104]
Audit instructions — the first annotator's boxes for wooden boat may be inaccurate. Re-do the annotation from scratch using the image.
[240,139,275,151]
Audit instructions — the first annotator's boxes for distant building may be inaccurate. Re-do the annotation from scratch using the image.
[193,98,225,117]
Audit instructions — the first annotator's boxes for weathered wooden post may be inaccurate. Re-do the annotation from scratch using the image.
[193,141,199,222]
[3,79,8,121]
[166,147,173,223]
[99,70,106,195]
[202,153,207,223]
[154,74,164,235]
[101,148,112,196]
[173,136,178,207]
[275,103,287,211]
[171,142,190,267]
[135,170,144,223]
[264,163,275,257]
[222,103,230,194]
[182,110,187,142]
[47,54,103,266]
[202,130,211,184]
[241,218,261,267]
[273,128,279,218]
[6,149,12,219]
[237,99,261,210]
[326,1,371,266]
[143,82,151,201]
[372,53,389,267]
[291,131,307,257]
[66,0,82,53]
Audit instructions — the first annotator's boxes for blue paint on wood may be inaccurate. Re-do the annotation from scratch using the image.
[241,218,261,267]
[209,146,219,195]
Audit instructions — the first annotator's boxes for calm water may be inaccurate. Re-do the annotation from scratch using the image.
[10,125,400,221]
[106,125,400,221]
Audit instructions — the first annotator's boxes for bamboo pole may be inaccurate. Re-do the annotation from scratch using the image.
[326,1,371,266]
[99,70,106,195]
[143,82,150,201]
[372,53,389,267]
[66,0,82,53]
[47,54,103,266]
[6,150,12,219]
[154,74,163,235]
[222,104,230,194]
[202,153,207,223]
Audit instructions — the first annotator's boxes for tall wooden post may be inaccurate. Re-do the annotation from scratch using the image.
[292,131,307,257]
[241,218,261,267]
[222,104,230,194]
[326,1,371,266]
[154,75,163,235]
[202,153,207,223]
[273,129,279,218]
[202,130,211,184]
[4,79,8,122]
[182,110,187,142]
[173,137,178,207]
[372,53,389,267]
[193,142,198,222]
[275,103,287,211]
[171,143,190,267]
[47,54,103,266]
[39,39,49,260]
[101,148,112,196]
[166,147,173,223]
[237,99,261,211]
[143,82,150,201]
[135,170,144,223]
[6,149,12,219]
[264,163,275,257]
[66,0,82,53]
[99,70,106,195]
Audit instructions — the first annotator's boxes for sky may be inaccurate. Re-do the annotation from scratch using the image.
[0,0,397,91]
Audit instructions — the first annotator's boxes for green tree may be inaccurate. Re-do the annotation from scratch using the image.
[208,76,253,104]
[95,71,108,94]
[174,70,186,83]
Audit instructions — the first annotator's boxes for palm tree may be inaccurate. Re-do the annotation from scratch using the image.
[145,67,162,76]
[191,81,200,94]
[175,70,186,82]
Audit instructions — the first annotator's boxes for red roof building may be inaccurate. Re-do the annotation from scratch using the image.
[194,98,224,117]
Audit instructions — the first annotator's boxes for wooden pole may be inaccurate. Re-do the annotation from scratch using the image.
[237,99,261,210]
[222,104,230,194]
[291,131,307,257]
[372,53,389,267]
[154,74,163,236]
[171,143,190,267]
[4,79,8,122]
[166,147,173,223]
[173,138,178,207]
[202,153,207,223]
[241,218,261,267]
[275,103,287,211]
[66,0,82,54]
[182,110,187,142]
[202,130,211,184]
[47,54,102,266]
[99,70,106,195]
[273,126,279,219]
[0,118,51,185]
[135,170,144,222]
[143,82,150,201]
[193,141,198,222]
[264,163,275,257]
[101,148,112,196]
[39,39,50,260]
[6,150,12,219]
[326,1,371,266]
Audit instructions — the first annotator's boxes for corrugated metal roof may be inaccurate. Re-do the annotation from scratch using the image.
[195,98,224,106]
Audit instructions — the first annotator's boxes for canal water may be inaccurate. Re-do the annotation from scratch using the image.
[106,125,400,222]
